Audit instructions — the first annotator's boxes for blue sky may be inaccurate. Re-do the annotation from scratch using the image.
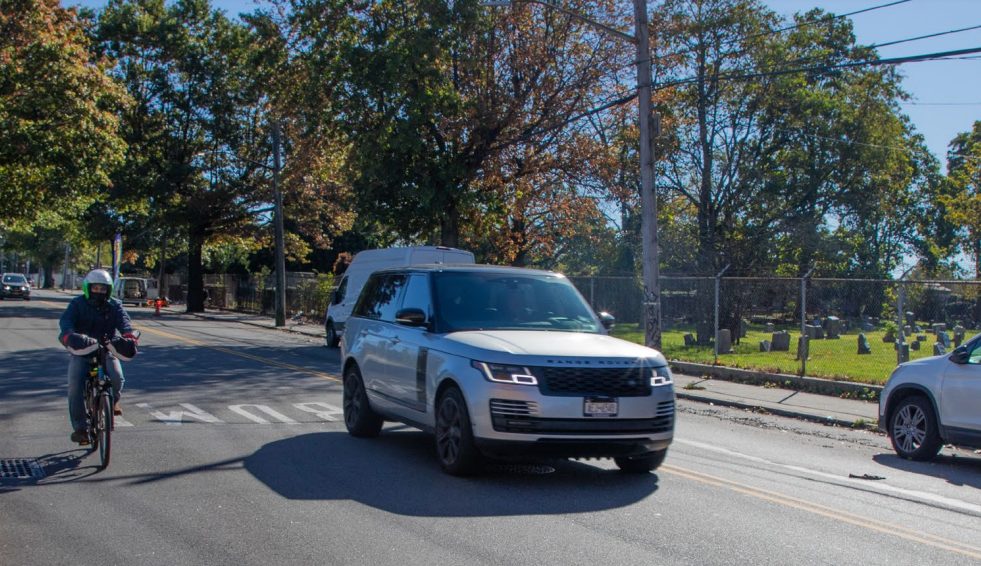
[72,0,980,169]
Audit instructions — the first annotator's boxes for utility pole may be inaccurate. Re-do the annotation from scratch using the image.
[272,121,287,327]
[634,0,660,349]
[482,0,662,348]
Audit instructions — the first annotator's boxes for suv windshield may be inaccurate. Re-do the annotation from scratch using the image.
[3,275,27,285]
[433,271,601,333]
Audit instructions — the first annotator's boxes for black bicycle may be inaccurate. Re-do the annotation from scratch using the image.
[83,341,116,470]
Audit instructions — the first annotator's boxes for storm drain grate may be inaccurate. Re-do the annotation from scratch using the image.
[0,459,46,480]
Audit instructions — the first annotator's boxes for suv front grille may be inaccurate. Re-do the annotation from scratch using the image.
[538,367,651,397]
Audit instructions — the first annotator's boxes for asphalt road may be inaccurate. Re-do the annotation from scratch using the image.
[2,290,980,565]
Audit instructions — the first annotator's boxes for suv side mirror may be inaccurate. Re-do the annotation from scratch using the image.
[598,311,616,330]
[396,308,428,327]
[949,346,969,364]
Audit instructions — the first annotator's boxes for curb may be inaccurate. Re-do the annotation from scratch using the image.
[670,361,882,402]
[674,390,876,430]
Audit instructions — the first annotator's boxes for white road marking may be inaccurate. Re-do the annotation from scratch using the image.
[292,402,343,422]
[136,402,224,426]
[675,438,981,515]
[228,404,299,424]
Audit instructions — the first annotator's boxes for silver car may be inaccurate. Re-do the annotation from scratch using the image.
[879,332,981,460]
[340,265,675,475]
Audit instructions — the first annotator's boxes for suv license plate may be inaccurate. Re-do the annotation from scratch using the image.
[584,397,618,417]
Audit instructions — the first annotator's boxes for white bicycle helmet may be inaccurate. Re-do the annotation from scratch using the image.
[82,269,114,300]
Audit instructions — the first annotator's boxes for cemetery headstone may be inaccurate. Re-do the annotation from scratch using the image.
[883,328,896,343]
[911,340,920,351]
[683,333,695,347]
[937,331,951,349]
[953,325,965,347]
[857,333,872,355]
[824,316,842,339]
[759,340,771,352]
[917,334,927,342]
[771,331,791,351]
[805,325,818,339]
[934,343,947,356]
[932,323,946,334]
[766,322,775,333]
[717,329,732,354]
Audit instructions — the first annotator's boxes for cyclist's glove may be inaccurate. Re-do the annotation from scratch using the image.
[108,336,138,361]
[64,333,98,356]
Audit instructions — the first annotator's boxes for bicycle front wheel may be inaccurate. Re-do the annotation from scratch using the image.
[97,392,113,470]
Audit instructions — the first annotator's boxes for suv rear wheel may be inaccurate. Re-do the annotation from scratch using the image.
[435,387,482,476]
[889,395,942,461]
[343,365,383,437]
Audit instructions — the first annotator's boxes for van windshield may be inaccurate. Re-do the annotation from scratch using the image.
[432,271,601,333]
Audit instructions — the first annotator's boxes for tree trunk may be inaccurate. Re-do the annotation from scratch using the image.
[439,198,460,248]
[186,228,206,313]
[41,263,54,289]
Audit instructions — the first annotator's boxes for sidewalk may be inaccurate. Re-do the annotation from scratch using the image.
[163,306,881,430]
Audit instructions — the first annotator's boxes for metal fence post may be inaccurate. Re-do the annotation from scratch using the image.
[714,265,730,363]
[800,267,814,376]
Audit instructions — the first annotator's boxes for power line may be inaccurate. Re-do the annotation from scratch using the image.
[654,46,981,91]
[654,0,912,64]
[869,24,981,50]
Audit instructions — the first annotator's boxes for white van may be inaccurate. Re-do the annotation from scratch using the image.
[114,277,161,307]
[323,246,475,347]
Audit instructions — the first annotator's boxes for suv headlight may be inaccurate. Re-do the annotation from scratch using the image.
[651,365,673,387]
[472,361,538,386]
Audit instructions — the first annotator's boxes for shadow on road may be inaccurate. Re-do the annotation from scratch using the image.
[241,430,660,517]
[872,452,981,488]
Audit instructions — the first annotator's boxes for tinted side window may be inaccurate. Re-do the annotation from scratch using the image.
[401,274,431,316]
[334,276,348,304]
[354,274,408,321]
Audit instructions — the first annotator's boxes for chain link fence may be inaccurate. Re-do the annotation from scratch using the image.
[202,271,978,385]
[567,275,979,385]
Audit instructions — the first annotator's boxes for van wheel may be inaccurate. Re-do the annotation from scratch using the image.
[325,321,340,348]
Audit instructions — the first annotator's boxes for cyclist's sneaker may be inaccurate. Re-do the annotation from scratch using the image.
[113,401,122,416]
[70,430,90,445]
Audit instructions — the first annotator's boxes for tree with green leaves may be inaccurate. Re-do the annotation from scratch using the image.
[95,0,272,312]
[943,121,981,282]
[0,0,128,229]
[330,0,628,254]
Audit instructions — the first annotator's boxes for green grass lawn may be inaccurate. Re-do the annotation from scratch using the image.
[611,324,943,385]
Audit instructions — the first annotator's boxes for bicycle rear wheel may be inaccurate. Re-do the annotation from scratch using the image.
[97,392,113,469]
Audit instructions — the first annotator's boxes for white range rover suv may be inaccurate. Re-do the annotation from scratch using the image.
[879,331,981,460]
[340,264,675,475]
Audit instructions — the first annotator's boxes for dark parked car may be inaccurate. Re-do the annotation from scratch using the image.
[0,273,31,300]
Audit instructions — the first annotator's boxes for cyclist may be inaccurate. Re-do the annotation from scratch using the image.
[59,269,139,445]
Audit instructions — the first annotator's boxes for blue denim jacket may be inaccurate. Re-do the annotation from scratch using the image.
[59,295,133,343]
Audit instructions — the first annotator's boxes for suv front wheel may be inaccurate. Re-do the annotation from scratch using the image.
[435,387,482,476]
[614,449,667,473]
[889,395,942,461]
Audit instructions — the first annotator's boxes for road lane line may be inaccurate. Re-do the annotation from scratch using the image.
[660,464,981,560]
[137,325,340,382]
[675,438,981,516]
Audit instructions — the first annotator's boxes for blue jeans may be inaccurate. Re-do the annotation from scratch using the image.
[67,354,124,432]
